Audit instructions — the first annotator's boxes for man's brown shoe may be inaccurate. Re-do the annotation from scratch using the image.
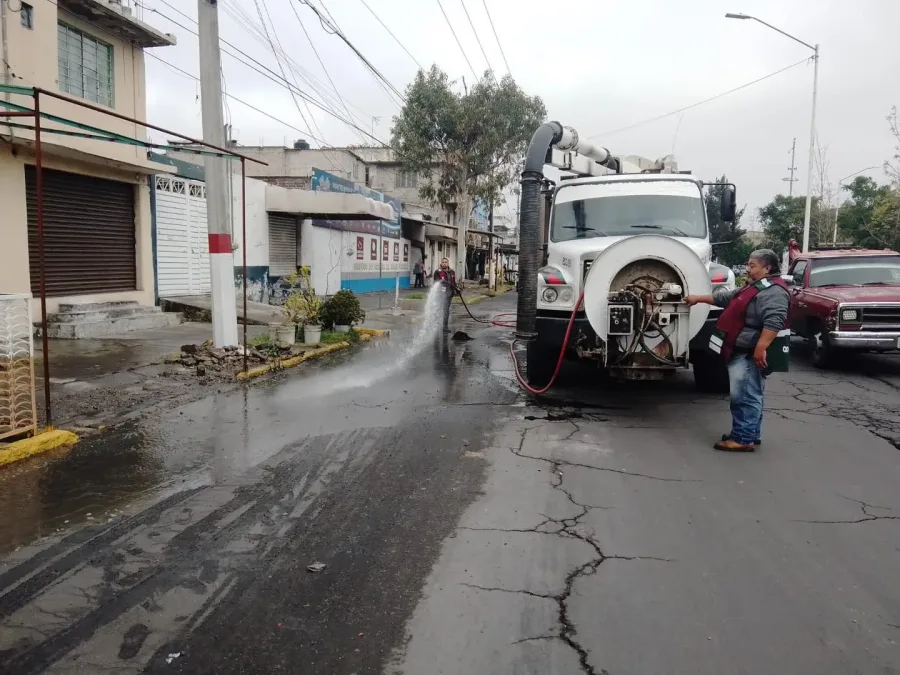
[721,433,761,446]
[714,439,756,452]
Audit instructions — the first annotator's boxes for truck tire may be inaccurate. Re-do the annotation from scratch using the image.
[811,332,844,369]
[526,341,559,389]
[692,351,729,393]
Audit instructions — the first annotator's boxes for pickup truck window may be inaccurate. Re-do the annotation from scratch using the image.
[552,195,706,241]
[791,260,808,286]
[809,256,900,287]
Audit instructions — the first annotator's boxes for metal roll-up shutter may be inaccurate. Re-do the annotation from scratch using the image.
[25,166,136,296]
[268,213,298,276]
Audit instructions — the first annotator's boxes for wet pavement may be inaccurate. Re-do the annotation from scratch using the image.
[2,292,900,674]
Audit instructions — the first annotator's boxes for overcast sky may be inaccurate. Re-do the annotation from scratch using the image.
[141,0,899,230]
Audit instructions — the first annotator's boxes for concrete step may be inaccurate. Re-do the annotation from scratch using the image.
[56,301,142,313]
[47,306,162,323]
[38,310,182,339]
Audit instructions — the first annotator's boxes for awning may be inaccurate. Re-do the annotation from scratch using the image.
[266,184,395,220]
[425,223,458,243]
[2,135,176,176]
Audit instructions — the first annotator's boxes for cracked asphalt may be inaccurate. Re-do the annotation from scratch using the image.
[3,293,900,674]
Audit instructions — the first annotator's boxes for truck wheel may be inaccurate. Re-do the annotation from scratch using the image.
[526,342,559,389]
[811,332,843,369]
[692,352,729,393]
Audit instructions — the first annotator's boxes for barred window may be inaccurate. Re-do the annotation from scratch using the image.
[58,23,114,107]
[396,170,418,189]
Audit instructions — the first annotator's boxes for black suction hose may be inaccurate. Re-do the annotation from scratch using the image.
[516,121,564,340]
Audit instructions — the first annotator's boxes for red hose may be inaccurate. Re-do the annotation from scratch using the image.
[507,290,585,395]
[453,287,585,395]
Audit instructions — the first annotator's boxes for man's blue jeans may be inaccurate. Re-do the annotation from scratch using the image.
[728,353,765,445]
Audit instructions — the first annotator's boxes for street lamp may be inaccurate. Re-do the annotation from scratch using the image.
[726,12,819,253]
[832,165,880,244]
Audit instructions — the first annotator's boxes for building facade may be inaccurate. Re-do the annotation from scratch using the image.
[0,0,176,313]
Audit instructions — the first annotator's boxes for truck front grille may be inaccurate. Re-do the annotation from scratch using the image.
[861,306,900,330]
[583,259,593,281]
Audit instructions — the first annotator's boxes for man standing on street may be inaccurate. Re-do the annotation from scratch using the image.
[433,257,457,333]
[413,260,425,288]
[685,249,791,452]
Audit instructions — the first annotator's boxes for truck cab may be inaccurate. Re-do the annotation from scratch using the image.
[786,249,900,367]
[527,134,736,391]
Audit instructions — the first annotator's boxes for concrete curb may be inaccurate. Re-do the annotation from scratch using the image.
[357,328,390,337]
[0,429,79,468]
[236,341,351,382]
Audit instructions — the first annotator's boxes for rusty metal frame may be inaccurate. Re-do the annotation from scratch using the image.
[0,87,268,428]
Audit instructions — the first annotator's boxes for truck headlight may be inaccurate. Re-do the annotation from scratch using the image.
[541,287,559,303]
[560,288,573,303]
[841,309,859,322]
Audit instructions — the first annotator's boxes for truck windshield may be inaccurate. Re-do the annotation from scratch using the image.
[552,194,706,241]
[809,256,900,287]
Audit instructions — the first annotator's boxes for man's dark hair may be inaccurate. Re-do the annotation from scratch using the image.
[750,248,781,276]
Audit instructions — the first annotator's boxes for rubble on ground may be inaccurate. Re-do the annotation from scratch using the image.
[164,340,300,379]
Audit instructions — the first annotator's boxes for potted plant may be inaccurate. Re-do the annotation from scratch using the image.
[322,290,366,333]
[278,293,304,346]
[298,294,324,345]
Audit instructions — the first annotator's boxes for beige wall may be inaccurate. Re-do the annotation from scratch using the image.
[3,4,155,169]
[204,147,366,184]
[0,145,155,314]
[1,3,168,310]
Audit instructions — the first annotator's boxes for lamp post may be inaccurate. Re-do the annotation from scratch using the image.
[832,166,880,244]
[726,12,819,253]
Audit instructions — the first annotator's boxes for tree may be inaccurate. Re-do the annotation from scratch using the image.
[886,106,900,187]
[704,175,747,266]
[836,176,892,248]
[758,194,815,256]
[391,66,546,273]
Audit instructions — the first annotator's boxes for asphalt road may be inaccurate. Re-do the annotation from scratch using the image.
[2,293,900,674]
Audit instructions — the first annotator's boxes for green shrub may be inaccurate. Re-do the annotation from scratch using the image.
[321,290,366,329]
[320,329,361,345]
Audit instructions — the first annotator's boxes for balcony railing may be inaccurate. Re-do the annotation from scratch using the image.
[57,0,176,48]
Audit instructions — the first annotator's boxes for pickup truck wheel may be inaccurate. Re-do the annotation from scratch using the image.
[526,341,559,389]
[692,352,729,393]
[811,332,844,369]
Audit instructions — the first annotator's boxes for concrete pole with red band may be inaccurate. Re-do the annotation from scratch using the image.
[198,0,238,347]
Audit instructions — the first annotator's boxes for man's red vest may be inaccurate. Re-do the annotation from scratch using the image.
[435,269,456,286]
[709,276,790,361]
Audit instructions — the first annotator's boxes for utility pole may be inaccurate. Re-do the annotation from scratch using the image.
[198,0,238,347]
[487,197,496,291]
[456,165,469,284]
[783,137,798,196]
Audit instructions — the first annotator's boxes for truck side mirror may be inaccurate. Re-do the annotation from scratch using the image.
[721,186,737,223]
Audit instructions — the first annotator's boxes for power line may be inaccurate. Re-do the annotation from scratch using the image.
[136,1,387,144]
[459,0,494,78]
[358,0,424,71]
[481,0,511,77]
[293,0,406,106]
[218,0,370,128]
[253,0,316,136]
[436,0,477,79]
[588,58,808,139]
[288,0,368,144]
[142,51,326,145]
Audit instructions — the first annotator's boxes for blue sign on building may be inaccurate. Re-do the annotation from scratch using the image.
[310,169,402,238]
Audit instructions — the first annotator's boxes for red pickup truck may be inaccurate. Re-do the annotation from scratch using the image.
[786,249,900,367]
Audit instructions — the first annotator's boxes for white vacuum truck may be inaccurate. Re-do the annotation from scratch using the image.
[515,123,736,392]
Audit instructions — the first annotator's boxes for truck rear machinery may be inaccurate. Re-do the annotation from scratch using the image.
[514,123,736,392]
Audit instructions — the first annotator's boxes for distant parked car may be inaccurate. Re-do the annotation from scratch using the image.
[786,248,900,367]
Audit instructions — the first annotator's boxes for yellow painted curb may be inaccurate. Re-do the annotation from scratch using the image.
[357,328,389,337]
[0,429,79,468]
[236,341,351,381]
